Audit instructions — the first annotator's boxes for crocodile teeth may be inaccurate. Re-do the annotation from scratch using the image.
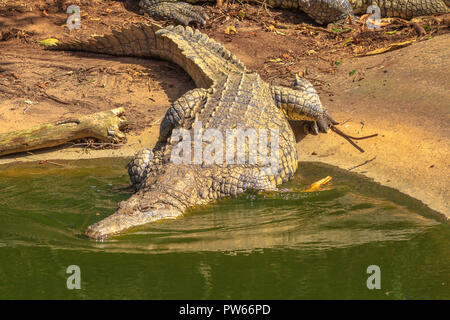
[206,38,216,47]
[185,26,193,37]
[222,50,231,59]
[174,25,184,34]
[193,29,202,41]
[200,34,209,43]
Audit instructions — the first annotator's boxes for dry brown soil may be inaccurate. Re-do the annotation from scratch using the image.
[0,0,449,218]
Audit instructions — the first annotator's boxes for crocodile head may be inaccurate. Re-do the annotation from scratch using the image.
[85,193,182,240]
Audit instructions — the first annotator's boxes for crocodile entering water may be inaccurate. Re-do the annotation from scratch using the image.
[50,23,340,239]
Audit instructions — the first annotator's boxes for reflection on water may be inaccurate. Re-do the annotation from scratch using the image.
[0,159,448,299]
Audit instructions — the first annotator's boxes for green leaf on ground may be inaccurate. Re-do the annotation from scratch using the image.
[38,38,60,46]
[342,36,353,46]
[349,69,356,76]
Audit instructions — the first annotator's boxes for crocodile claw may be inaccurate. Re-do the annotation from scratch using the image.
[304,121,319,135]
[139,0,208,26]
[305,112,338,135]
[317,119,329,133]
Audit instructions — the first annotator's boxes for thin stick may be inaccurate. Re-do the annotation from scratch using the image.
[330,126,378,153]
[331,126,378,140]
[42,91,70,105]
[348,156,376,171]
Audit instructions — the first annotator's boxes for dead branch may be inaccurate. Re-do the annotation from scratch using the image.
[0,107,127,157]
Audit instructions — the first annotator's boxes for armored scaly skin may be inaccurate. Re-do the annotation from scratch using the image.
[139,0,450,25]
[50,23,336,239]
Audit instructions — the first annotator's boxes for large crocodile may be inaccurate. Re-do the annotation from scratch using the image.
[138,0,450,25]
[50,23,338,239]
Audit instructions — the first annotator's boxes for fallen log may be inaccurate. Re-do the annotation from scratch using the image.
[0,107,127,157]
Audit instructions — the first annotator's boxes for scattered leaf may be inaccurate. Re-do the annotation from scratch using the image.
[386,29,397,34]
[335,59,342,65]
[342,36,353,46]
[349,69,356,76]
[361,40,416,56]
[267,58,282,63]
[302,176,332,192]
[359,13,371,25]
[38,38,59,46]
[352,46,364,54]
[379,17,396,26]
[266,25,275,32]
[224,25,237,35]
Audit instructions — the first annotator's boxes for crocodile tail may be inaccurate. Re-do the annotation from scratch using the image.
[49,23,246,88]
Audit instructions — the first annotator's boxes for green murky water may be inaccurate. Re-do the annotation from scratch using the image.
[0,159,448,299]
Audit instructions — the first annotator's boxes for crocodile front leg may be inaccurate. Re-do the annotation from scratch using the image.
[271,75,338,134]
[139,0,208,25]
[159,88,209,142]
[128,88,208,189]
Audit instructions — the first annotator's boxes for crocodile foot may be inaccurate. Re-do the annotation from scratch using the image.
[139,0,208,25]
[291,75,338,135]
